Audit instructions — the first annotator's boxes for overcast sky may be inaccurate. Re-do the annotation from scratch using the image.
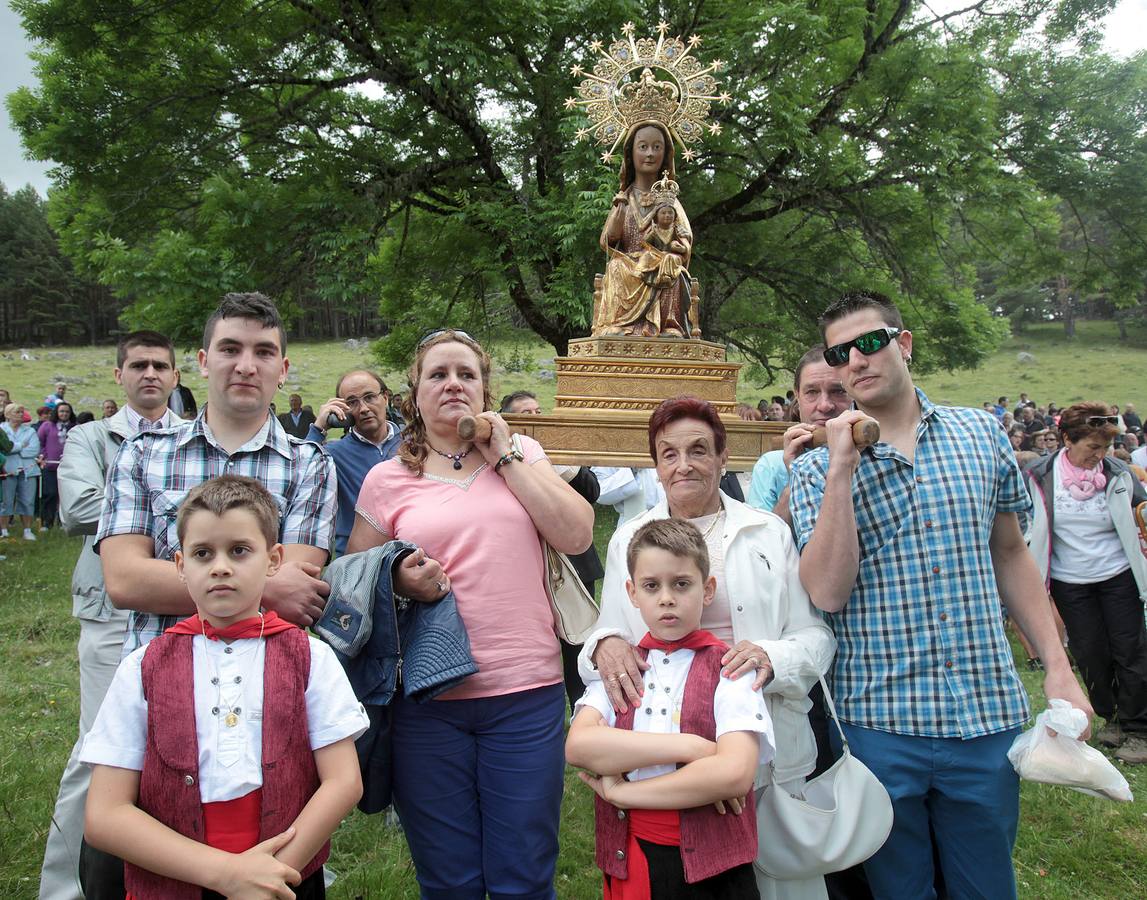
[3,2,1146,197]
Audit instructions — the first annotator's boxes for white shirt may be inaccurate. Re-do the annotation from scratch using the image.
[1049,480,1130,584]
[81,634,368,803]
[574,645,774,782]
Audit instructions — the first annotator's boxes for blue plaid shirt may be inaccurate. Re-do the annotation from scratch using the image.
[790,389,1032,738]
[96,407,336,654]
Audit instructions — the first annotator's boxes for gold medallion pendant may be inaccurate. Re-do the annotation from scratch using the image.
[225,712,239,728]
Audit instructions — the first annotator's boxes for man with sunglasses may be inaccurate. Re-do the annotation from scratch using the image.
[309,370,402,556]
[789,290,1092,900]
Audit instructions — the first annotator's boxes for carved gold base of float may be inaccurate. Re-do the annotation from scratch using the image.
[503,336,786,469]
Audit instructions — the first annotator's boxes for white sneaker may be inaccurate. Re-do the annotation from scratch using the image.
[0,529,8,538]
[23,528,36,541]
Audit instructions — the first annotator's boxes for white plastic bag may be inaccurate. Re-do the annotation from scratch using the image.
[1007,700,1133,802]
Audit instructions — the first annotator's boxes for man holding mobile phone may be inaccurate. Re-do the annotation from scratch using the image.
[309,371,403,555]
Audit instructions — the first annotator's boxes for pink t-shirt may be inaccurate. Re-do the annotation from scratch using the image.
[355,435,561,700]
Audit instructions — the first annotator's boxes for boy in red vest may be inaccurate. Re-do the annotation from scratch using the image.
[567,518,774,899]
[81,475,367,899]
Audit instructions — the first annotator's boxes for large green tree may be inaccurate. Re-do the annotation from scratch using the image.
[9,0,1147,371]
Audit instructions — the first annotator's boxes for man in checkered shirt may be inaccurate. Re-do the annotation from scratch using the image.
[790,290,1092,900]
[97,292,336,657]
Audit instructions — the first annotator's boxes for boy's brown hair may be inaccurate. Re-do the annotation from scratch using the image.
[626,518,710,580]
[176,475,279,548]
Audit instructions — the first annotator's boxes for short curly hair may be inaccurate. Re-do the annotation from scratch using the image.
[1057,402,1120,446]
[647,395,727,462]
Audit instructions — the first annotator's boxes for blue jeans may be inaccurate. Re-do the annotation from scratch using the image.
[392,683,565,900]
[1,471,38,517]
[833,723,1021,900]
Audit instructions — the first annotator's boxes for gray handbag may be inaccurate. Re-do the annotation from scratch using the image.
[755,677,893,879]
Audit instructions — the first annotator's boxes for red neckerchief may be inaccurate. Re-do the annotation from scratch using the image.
[637,629,727,654]
[165,611,297,641]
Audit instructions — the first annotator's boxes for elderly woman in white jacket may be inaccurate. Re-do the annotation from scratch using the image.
[577,396,836,900]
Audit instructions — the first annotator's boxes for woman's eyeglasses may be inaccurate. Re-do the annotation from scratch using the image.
[823,328,901,367]
[418,329,476,348]
[1087,415,1119,427]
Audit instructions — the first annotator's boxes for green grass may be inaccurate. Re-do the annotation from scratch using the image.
[2,518,1145,898]
[3,319,1145,423]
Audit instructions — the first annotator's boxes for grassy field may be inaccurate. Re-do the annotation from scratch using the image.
[2,522,1145,898]
[2,319,1145,423]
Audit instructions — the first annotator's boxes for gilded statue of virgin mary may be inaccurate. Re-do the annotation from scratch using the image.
[566,23,728,339]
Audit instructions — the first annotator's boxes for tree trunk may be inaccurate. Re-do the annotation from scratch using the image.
[1056,275,1076,339]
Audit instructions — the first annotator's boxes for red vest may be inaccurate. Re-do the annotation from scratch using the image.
[126,628,327,900]
[594,644,758,884]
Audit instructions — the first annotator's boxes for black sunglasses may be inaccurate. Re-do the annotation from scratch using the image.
[1087,415,1119,427]
[823,328,902,368]
[418,328,477,349]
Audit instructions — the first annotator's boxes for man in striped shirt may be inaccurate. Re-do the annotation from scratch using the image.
[790,290,1091,900]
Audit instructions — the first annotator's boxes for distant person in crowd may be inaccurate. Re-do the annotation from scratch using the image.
[1001,410,1015,431]
[1019,405,1043,434]
[278,392,316,438]
[1122,432,1140,452]
[74,411,95,425]
[37,330,182,900]
[1122,403,1141,432]
[1,403,43,541]
[167,370,198,419]
[791,290,1090,898]
[348,329,593,898]
[736,402,762,420]
[500,389,605,712]
[45,382,67,409]
[747,344,851,520]
[581,394,835,900]
[1107,403,1127,434]
[0,388,10,409]
[101,399,118,418]
[1008,424,1026,453]
[1131,436,1147,470]
[1030,427,1050,457]
[1025,403,1147,765]
[500,389,542,415]
[36,401,75,530]
[995,396,1008,418]
[307,370,403,556]
[1018,392,1030,406]
[37,405,53,424]
[765,399,787,421]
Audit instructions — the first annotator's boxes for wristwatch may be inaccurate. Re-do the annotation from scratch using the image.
[494,445,524,473]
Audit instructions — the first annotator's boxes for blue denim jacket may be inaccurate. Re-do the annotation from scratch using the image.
[317,541,477,705]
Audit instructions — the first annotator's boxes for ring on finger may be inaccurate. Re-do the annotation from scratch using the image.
[618,672,630,680]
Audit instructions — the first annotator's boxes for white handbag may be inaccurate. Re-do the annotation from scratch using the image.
[540,539,600,644]
[755,677,893,879]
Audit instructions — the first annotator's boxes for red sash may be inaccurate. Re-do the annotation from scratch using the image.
[603,808,682,900]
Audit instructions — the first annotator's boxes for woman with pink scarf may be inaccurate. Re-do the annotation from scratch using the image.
[1025,402,1147,766]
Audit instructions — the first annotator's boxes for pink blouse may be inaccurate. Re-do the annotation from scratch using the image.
[355,435,561,699]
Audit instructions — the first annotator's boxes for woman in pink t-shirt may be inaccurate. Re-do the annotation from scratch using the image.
[348,329,594,898]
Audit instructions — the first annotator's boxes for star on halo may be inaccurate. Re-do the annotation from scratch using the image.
[681,148,697,161]
[576,127,589,139]
[589,39,603,52]
[708,123,722,135]
[657,21,671,35]
[570,65,584,76]
[621,21,635,36]
[564,97,577,110]
[688,35,702,47]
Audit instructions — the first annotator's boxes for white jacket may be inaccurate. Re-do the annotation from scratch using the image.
[1025,452,1147,603]
[578,492,837,785]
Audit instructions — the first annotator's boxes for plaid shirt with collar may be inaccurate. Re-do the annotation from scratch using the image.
[96,407,336,654]
[790,388,1032,738]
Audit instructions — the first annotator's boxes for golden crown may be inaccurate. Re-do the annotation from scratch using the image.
[648,171,680,208]
[564,21,731,164]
